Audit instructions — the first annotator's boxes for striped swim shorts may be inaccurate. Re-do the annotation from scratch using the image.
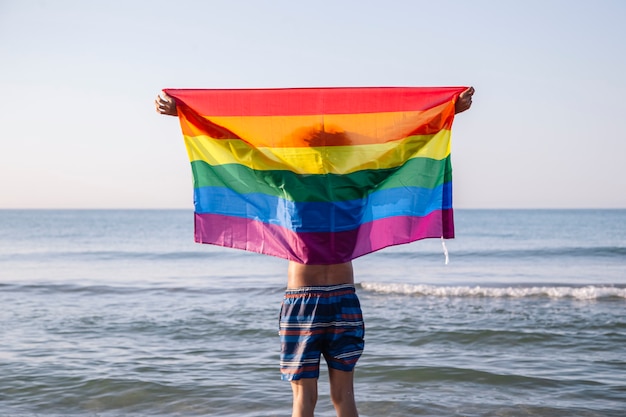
[279,283,365,381]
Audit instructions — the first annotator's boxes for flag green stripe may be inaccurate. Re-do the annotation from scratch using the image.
[191,156,452,203]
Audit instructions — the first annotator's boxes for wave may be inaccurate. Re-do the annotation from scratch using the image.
[4,244,625,262]
[379,245,626,259]
[0,282,281,297]
[0,249,239,262]
[360,282,626,300]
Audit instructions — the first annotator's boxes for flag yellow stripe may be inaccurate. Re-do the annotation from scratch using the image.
[184,130,451,175]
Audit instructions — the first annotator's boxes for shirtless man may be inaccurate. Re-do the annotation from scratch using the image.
[155,86,474,417]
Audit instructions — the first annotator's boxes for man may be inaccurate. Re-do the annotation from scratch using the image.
[155,86,474,417]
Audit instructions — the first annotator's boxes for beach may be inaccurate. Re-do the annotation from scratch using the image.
[0,209,624,416]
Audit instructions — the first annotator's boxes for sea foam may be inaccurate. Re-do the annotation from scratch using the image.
[360,282,626,300]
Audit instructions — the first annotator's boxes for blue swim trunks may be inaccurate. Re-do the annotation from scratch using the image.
[279,284,365,381]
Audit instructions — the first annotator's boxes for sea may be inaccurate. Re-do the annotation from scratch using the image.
[0,209,624,417]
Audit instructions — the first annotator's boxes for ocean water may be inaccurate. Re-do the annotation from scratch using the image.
[0,209,624,417]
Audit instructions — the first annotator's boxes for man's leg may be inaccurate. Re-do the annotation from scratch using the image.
[328,368,358,417]
[290,378,318,417]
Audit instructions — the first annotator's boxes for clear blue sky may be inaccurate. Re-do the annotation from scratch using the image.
[1,0,625,209]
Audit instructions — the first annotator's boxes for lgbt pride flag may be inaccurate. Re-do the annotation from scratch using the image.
[164,87,466,264]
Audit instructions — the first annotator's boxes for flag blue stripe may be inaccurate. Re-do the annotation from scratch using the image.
[194,183,452,233]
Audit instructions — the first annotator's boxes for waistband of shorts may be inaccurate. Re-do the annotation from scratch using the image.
[284,283,356,296]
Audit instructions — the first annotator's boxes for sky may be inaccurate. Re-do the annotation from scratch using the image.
[1,0,625,209]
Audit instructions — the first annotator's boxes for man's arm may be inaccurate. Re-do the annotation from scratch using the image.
[455,86,475,114]
[155,93,177,116]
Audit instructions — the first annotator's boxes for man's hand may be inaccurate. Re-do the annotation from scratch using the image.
[155,93,177,116]
[455,86,475,114]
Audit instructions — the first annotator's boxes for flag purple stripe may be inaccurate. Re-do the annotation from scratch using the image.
[195,210,454,264]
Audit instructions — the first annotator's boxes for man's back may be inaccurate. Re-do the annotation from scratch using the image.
[287,261,354,288]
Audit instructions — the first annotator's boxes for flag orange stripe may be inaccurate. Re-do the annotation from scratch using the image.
[177,101,455,148]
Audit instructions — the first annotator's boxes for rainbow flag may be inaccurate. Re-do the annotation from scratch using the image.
[164,87,466,264]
